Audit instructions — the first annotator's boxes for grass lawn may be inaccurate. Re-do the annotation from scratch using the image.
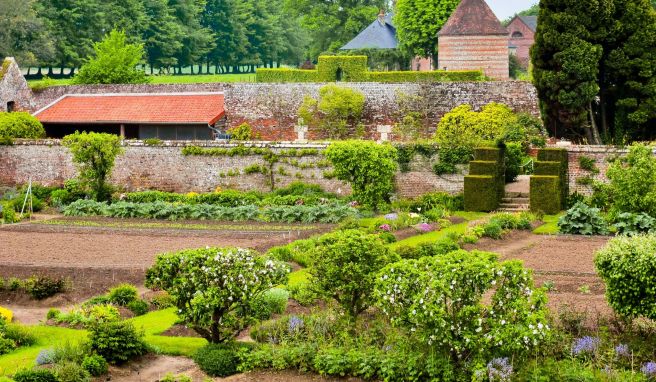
[28,73,256,89]
[533,214,563,235]
[130,309,207,357]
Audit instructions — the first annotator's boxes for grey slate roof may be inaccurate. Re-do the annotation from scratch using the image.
[340,13,398,50]
[519,16,538,32]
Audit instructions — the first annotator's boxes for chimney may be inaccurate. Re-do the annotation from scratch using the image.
[378,9,386,26]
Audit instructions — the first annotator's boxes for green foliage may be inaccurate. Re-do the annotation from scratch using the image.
[504,142,525,182]
[88,320,147,364]
[52,361,91,382]
[395,0,460,60]
[146,247,289,343]
[530,176,562,215]
[126,299,149,316]
[107,284,139,306]
[12,369,58,382]
[299,85,365,139]
[62,132,123,202]
[558,202,609,235]
[316,56,368,82]
[194,343,252,377]
[325,141,397,209]
[395,238,460,260]
[1,202,17,224]
[612,212,656,236]
[0,112,45,139]
[81,354,108,377]
[256,69,318,83]
[464,176,498,212]
[602,144,656,216]
[23,276,67,300]
[595,234,656,319]
[73,29,148,85]
[375,250,550,368]
[249,288,290,320]
[408,192,464,213]
[310,230,398,318]
[227,123,254,141]
[578,156,599,173]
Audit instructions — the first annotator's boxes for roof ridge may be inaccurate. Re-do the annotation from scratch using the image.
[438,0,508,37]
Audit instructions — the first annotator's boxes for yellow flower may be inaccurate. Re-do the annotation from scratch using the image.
[0,306,13,322]
[214,186,223,193]
[186,192,199,199]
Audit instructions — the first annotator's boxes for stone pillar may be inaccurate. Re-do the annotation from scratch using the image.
[294,124,309,142]
[377,125,393,142]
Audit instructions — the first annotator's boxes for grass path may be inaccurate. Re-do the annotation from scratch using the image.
[0,309,206,377]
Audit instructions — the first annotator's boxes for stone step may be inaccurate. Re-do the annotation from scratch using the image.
[499,203,530,209]
[498,207,530,213]
[501,197,530,204]
[505,192,530,198]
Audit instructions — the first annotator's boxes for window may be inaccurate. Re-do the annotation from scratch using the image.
[6,101,15,112]
[512,31,524,38]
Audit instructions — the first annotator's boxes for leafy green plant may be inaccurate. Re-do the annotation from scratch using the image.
[24,276,67,300]
[249,288,290,320]
[595,235,656,319]
[12,369,59,382]
[228,123,254,140]
[88,320,147,364]
[194,343,253,377]
[1,201,17,224]
[612,212,656,236]
[0,112,45,139]
[81,354,108,377]
[126,299,149,316]
[311,230,399,319]
[146,247,289,343]
[299,85,365,139]
[325,141,397,209]
[107,284,139,306]
[578,156,599,173]
[143,138,162,146]
[52,361,91,382]
[62,131,123,201]
[558,202,609,235]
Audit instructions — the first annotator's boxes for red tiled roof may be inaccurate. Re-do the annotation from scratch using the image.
[438,0,508,36]
[34,93,225,125]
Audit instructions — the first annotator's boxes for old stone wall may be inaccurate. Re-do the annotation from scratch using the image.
[564,145,628,196]
[31,81,539,140]
[0,140,465,198]
[0,58,34,112]
[438,35,510,80]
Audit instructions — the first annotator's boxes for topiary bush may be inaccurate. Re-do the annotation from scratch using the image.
[88,321,147,364]
[107,284,139,306]
[0,112,45,139]
[12,369,59,382]
[193,343,248,377]
[310,229,399,319]
[325,141,398,210]
[558,202,609,235]
[146,247,289,343]
[595,234,656,319]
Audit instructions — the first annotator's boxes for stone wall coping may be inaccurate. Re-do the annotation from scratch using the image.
[8,139,333,149]
[545,144,629,154]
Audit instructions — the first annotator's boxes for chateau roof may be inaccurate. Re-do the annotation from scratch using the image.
[34,93,225,125]
[341,13,398,50]
[438,0,508,37]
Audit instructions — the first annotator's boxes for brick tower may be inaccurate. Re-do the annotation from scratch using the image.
[437,0,509,80]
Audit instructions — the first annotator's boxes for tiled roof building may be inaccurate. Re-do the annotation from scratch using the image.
[507,15,538,68]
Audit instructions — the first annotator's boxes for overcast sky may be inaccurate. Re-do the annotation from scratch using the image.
[487,0,538,20]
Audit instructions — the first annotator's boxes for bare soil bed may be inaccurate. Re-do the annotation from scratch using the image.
[465,231,612,316]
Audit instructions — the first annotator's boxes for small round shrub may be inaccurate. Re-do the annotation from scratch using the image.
[0,112,45,139]
[88,321,147,364]
[24,276,66,300]
[46,308,60,320]
[378,231,397,244]
[126,299,149,316]
[81,354,108,377]
[193,344,240,377]
[53,361,91,382]
[0,337,16,355]
[12,369,59,382]
[107,284,139,306]
[595,235,656,319]
[249,288,290,320]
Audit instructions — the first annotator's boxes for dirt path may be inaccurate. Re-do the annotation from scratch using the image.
[466,231,612,315]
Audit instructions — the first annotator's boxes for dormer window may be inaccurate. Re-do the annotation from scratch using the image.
[6,101,15,112]
[512,31,524,38]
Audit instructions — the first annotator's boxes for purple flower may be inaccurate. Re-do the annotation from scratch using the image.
[36,349,55,365]
[487,358,513,382]
[348,201,359,208]
[379,224,392,232]
[384,213,399,221]
[418,223,433,232]
[572,336,601,356]
[642,362,656,378]
[615,344,630,358]
[288,315,304,334]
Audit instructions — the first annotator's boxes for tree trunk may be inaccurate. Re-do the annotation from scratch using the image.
[589,103,602,145]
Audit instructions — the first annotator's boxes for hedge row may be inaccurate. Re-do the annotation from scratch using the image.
[256,68,319,83]
[530,148,569,214]
[366,70,484,83]
[464,148,505,212]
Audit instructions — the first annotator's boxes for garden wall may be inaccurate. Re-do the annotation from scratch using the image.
[564,145,629,196]
[0,140,465,198]
[31,82,539,140]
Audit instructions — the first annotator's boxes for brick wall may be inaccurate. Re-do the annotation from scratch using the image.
[507,19,535,68]
[564,145,627,196]
[438,35,510,80]
[0,140,466,199]
[32,82,539,139]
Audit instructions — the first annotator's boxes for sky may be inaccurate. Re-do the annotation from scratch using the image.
[487,0,538,20]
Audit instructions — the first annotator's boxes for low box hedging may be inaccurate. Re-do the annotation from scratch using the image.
[366,70,484,82]
[531,148,569,212]
[474,147,504,163]
[255,68,318,83]
[317,56,368,82]
[469,161,497,176]
[530,176,561,214]
[464,175,499,212]
[537,148,569,163]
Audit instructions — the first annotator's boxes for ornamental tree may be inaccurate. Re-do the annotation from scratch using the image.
[62,131,123,202]
[73,29,149,85]
[325,140,398,209]
[375,250,549,368]
[394,0,459,61]
[146,247,289,343]
[311,229,399,319]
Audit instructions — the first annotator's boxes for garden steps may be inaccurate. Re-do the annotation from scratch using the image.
[498,192,530,212]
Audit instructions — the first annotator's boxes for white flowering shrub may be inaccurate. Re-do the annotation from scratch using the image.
[146,247,289,343]
[374,250,549,367]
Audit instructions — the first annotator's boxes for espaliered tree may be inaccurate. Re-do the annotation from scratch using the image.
[532,0,656,144]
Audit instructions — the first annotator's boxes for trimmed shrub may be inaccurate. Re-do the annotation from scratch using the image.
[558,202,608,235]
[12,369,59,382]
[0,112,45,139]
[530,176,561,215]
[194,343,244,377]
[595,235,656,319]
[316,56,368,82]
[366,70,484,82]
[88,321,147,364]
[107,284,139,306]
[126,299,149,316]
[464,176,498,212]
[256,68,318,83]
[81,354,108,377]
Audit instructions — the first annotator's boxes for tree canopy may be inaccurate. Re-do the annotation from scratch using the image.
[394,0,459,60]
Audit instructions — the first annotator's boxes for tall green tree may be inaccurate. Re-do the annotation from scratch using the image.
[99,0,148,43]
[169,0,215,71]
[143,0,185,72]
[0,0,54,67]
[395,0,459,61]
[203,0,248,72]
[532,0,656,143]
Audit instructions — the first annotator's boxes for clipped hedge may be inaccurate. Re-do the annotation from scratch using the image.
[534,161,561,176]
[256,68,318,83]
[317,55,368,82]
[0,112,46,139]
[366,70,484,82]
[469,161,497,178]
[464,176,498,212]
[530,176,561,215]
